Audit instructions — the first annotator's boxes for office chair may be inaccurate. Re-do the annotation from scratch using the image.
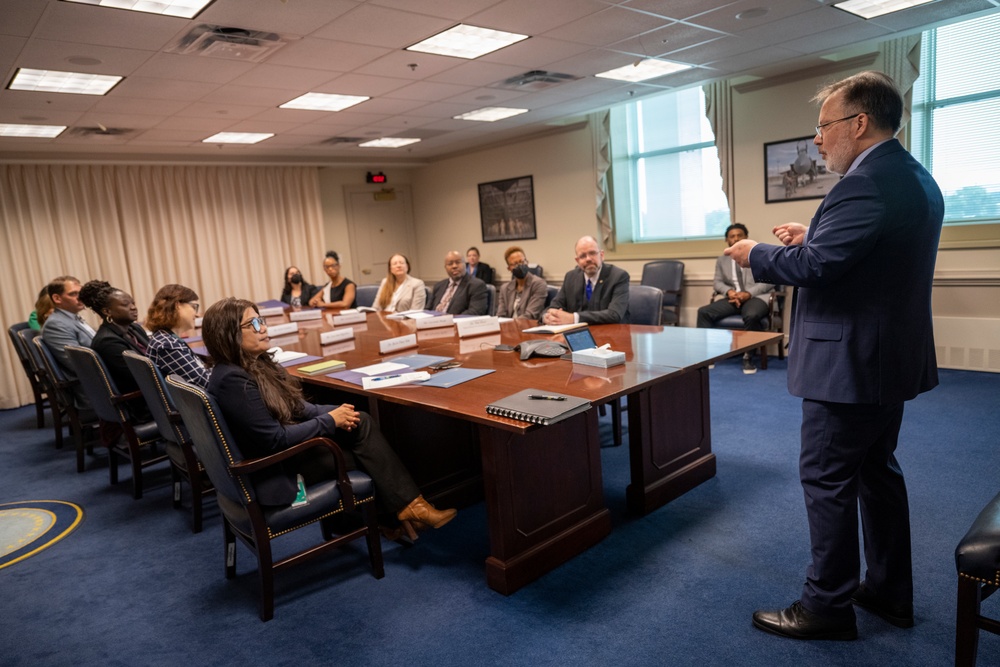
[64,345,169,499]
[167,375,384,622]
[355,284,379,308]
[544,285,559,310]
[8,322,49,428]
[956,490,1000,666]
[705,286,787,370]
[640,260,684,325]
[486,284,497,316]
[31,335,100,468]
[123,351,215,533]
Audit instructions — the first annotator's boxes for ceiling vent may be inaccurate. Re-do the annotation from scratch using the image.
[319,137,365,145]
[166,25,290,63]
[492,70,581,92]
[66,125,132,141]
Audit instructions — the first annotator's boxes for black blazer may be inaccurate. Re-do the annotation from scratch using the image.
[90,322,151,419]
[280,281,319,306]
[468,262,494,285]
[549,263,630,324]
[430,274,489,315]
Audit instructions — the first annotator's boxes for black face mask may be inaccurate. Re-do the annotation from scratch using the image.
[290,273,302,285]
[511,264,529,279]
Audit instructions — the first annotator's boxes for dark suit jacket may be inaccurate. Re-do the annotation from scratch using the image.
[430,274,489,315]
[90,322,151,420]
[550,263,630,324]
[208,363,338,505]
[750,139,943,405]
[468,262,494,285]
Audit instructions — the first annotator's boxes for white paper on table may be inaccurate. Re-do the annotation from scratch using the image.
[353,361,409,376]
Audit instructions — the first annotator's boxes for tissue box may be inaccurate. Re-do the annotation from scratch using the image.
[571,347,625,368]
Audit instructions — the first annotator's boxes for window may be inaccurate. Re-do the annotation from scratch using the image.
[911,12,1000,224]
[609,87,731,243]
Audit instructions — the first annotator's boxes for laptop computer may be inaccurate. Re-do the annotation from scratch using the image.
[561,326,597,359]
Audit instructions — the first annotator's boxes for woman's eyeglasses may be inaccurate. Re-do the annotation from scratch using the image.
[186,302,200,313]
[241,316,267,333]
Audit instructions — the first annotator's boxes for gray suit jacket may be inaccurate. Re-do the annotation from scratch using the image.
[497,272,548,320]
[550,263,630,324]
[713,255,773,303]
[42,308,96,378]
[430,274,488,315]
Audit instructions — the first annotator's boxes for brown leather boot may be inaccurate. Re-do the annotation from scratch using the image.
[397,495,457,529]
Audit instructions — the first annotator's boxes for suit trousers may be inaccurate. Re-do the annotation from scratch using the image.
[696,297,769,330]
[289,412,421,516]
[798,399,912,618]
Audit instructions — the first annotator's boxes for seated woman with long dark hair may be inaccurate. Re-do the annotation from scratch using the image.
[201,297,455,539]
[145,284,211,388]
[280,266,318,307]
[79,279,151,420]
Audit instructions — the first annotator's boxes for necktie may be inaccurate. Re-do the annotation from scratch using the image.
[585,279,593,302]
[437,280,458,312]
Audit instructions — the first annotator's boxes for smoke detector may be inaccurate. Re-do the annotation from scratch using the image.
[166,25,290,63]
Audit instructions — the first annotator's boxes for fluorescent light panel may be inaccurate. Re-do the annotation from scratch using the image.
[406,24,528,59]
[279,92,370,112]
[8,68,123,96]
[454,107,529,122]
[0,124,67,138]
[833,0,935,19]
[60,0,215,19]
[595,59,691,82]
[359,137,421,148]
[202,132,273,144]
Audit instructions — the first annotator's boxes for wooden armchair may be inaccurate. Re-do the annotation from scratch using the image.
[8,322,49,429]
[167,375,384,622]
[956,490,1000,666]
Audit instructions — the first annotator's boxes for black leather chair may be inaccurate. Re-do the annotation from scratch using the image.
[123,351,214,533]
[955,491,1000,666]
[355,284,379,308]
[544,285,559,310]
[640,260,684,325]
[167,375,384,621]
[8,322,49,428]
[64,345,168,499]
[628,285,663,327]
[485,284,497,316]
[31,335,100,469]
[706,286,787,370]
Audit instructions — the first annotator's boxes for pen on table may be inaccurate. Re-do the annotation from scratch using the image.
[374,374,401,381]
[528,394,565,401]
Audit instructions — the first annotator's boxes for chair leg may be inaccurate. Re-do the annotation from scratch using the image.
[129,440,143,500]
[257,538,275,622]
[190,475,204,534]
[363,502,385,580]
[957,576,982,667]
[33,389,45,429]
[224,521,237,580]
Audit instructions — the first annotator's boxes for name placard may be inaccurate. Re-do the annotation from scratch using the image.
[415,314,454,330]
[322,339,357,355]
[320,328,355,345]
[258,306,285,317]
[332,310,367,326]
[266,322,299,337]
[417,328,455,342]
[379,333,418,355]
[456,316,501,339]
[289,309,322,322]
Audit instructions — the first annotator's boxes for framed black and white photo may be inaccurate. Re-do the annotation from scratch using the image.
[764,137,833,203]
[478,175,537,242]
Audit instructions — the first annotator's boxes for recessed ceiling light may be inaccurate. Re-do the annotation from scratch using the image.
[595,59,691,83]
[406,24,528,59]
[8,68,123,96]
[359,137,421,148]
[454,107,529,122]
[279,92,370,112]
[0,123,67,138]
[833,0,934,19]
[60,0,216,19]
[202,132,273,144]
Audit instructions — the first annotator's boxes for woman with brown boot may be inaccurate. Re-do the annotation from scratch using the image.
[201,297,455,541]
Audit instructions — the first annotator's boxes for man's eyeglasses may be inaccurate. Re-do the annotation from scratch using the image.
[815,113,864,137]
[241,317,267,333]
[186,302,200,313]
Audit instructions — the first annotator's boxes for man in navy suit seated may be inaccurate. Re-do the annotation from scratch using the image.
[727,71,944,640]
[430,250,488,315]
[543,235,629,325]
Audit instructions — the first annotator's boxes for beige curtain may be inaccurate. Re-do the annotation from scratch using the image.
[880,35,922,130]
[590,111,614,249]
[0,164,325,409]
[703,80,736,222]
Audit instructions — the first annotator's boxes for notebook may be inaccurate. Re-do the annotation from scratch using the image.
[485,388,591,426]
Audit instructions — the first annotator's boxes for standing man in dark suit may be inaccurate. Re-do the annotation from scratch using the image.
[727,71,944,640]
[544,235,629,325]
[430,250,489,315]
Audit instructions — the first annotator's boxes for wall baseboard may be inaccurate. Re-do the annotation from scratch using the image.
[934,317,1000,373]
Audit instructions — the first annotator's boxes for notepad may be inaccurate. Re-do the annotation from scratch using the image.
[296,359,347,375]
[485,388,591,426]
[521,322,589,334]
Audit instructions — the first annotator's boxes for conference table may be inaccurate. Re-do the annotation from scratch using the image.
[250,308,781,594]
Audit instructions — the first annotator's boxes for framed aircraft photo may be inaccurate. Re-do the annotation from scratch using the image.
[764,136,833,203]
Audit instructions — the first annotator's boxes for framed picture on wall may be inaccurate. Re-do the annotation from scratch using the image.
[764,136,834,203]
[478,175,537,242]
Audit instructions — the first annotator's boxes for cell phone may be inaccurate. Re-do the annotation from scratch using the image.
[494,344,515,351]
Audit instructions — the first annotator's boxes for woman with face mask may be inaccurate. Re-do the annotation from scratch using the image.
[496,246,547,320]
[280,266,318,307]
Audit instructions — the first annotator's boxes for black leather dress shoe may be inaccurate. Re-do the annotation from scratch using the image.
[752,601,858,640]
[851,582,914,628]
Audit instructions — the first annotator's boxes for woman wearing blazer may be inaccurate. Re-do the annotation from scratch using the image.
[373,253,426,312]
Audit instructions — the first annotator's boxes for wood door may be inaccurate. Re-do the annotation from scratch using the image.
[344,185,417,285]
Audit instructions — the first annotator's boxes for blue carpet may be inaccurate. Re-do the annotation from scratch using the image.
[2,358,999,666]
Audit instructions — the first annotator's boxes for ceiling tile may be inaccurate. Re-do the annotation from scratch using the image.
[314,73,412,97]
[686,0,817,34]
[175,101,263,120]
[15,39,154,76]
[611,21,724,58]
[311,5,453,48]
[266,37,391,73]
[0,1,47,38]
[90,95,190,116]
[624,0,734,22]
[467,0,612,35]
[426,61,527,87]
[133,53,255,85]
[199,85,295,107]
[111,77,218,102]
[369,0,501,20]
[707,45,802,72]
[33,3,185,51]
[197,0,360,35]
[478,36,592,68]
[542,6,674,47]
[385,81,475,102]
[355,50,462,79]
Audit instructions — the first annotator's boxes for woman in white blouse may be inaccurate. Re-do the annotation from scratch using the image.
[374,254,426,312]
